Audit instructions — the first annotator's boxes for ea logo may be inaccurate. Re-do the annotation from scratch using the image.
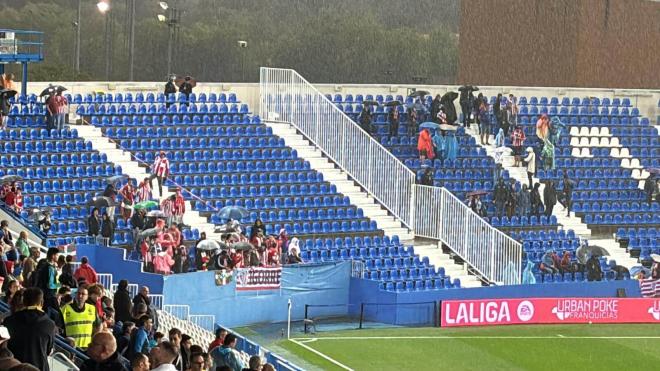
[648,306,660,320]
[517,300,534,322]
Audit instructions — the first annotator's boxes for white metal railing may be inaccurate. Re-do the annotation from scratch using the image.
[149,294,164,310]
[189,314,216,332]
[414,185,522,284]
[260,67,416,227]
[163,304,190,321]
[96,273,113,291]
[351,260,365,278]
[111,283,139,298]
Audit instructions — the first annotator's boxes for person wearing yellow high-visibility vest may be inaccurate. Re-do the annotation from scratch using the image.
[62,287,98,349]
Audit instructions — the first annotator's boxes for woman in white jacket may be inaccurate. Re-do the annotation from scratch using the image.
[524,147,536,188]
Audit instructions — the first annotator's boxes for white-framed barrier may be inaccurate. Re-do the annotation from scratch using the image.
[414,185,522,284]
[259,67,522,285]
[189,314,216,332]
[260,67,416,228]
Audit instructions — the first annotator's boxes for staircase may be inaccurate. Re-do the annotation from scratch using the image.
[413,239,483,288]
[465,127,592,238]
[266,121,413,241]
[72,121,223,240]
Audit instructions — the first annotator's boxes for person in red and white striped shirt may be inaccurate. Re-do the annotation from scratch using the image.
[172,188,186,225]
[151,151,170,198]
[136,177,152,202]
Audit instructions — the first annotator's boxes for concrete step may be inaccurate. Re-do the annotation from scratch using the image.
[589,238,639,269]
[414,242,482,288]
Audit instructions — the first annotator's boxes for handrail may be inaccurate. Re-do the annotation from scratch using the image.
[260,67,416,228]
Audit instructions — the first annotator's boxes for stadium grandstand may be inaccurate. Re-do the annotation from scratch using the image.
[0,0,658,370]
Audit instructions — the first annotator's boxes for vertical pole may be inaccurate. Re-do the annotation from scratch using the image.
[359,303,364,329]
[286,299,291,339]
[167,17,174,75]
[74,0,81,75]
[128,0,135,81]
[303,304,308,334]
[104,13,111,80]
[21,63,28,98]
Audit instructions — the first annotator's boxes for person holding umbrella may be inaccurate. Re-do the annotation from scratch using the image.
[430,94,442,123]
[387,105,400,137]
[119,181,135,221]
[358,104,374,135]
[151,151,170,199]
[478,100,491,145]
[164,75,177,108]
[406,105,418,137]
[178,76,194,102]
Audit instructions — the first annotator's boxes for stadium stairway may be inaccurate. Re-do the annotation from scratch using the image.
[266,121,413,241]
[412,240,482,288]
[72,120,224,240]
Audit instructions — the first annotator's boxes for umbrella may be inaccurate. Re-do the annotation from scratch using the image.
[217,206,250,220]
[647,168,660,175]
[106,174,128,184]
[134,200,159,210]
[0,175,22,184]
[232,242,254,251]
[39,86,56,97]
[197,240,221,251]
[54,85,67,93]
[138,227,161,239]
[362,100,379,106]
[439,124,458,131]
[86,196,116,208]
[458,85,479,92]
[384,101,402,107]
[466,190,488,197]
[30,207,52,222]
[651,254,660,263]
[586,245,609,258]
[147,210,166,218]
[441,91,459,102]
[408,90,429,98]
[630,266,652,277]
[0,89,17,100]
[175,76,197,88]
[576,244,589,265]
[419,122,439,130]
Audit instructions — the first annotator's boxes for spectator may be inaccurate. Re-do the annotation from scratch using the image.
[179,76,194,100]
[8,289,24,314]
[101,213,114,246]
[167,328,184,370]
[131,353,150,371]
[586,254,603,282]
[45,91,59,131]
[0,220,13,246]
[35,247,60,301]
[536,114,550,144]
[510,124,526,167]
[62,287,97,349]
[507,94,518,127]
[131,208,146,249]
[151,151,170,199]
[540,253,558,275]
[136,177,153,203]
[560,252,573,274]
[209,328,227,353]
[493,178,508,217]
[173,246,189,274]
[88,208,101,237]
[417,129,435,160]
[55,90,68,130]
[21,248,38,285]
[180,334,192,371]
[358,105,373,135]
[478,101,490,145]
[120,181,136,221]
[59,256,77,288]
[14,232,29,260]
[2,280,19,305]
[558,171,575,217]
[406,105,418,136]
[541,138,555,170]
[117,321,135,356]
[164,76,177,107]
[127,315,152,359]
[87,284,106,319]
[74,256,98,285]
[81,332,131,371]
[37,211,52,236]
[543,181,558,217]
[210,333,245,371]
[190,352,206,371]
[262,364,275,371]
[523,147,536,189]
[419,167,434,186]
[430,94,441,123]
[516,184,530,217]
[245,355,263,371]
[133,286,158,331]
[149,340,179,371]
[493,93,503,132]
[0,326,21,370]
[4,287,56,371]
[103,183,118,221]
[114,279,133,323]
[530,183,543,216]
[172,188,186,225]
[644,175,656,205]
[250,219,265,240]
[388,106,399,137]
[4,187,23,214]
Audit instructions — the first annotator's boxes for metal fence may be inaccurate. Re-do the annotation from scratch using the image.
[163,304,190,321]
[189,314,216,332]
[111,283,139,298]
[414,185,522,284]
[149,294,164,310]
[97,273,113,291]
[260,67,416,227]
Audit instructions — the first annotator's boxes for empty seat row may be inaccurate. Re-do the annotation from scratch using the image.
[490,215,558,227]
[2,164,121,180]
[302,235,402,249]
[0,128,78,141]
[575,202,660,212]
[68,92,238,104]
[105,125,270,139]
[584,213,660,225]
[91,114,260,127]
[179,171,322,188]
[241,207,363,224]
[80,103,249,116]
[194,196,352,212]
[0,153,108,167]
[2,140,92,153]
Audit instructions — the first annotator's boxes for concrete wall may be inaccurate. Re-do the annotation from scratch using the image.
[459,0,660,89]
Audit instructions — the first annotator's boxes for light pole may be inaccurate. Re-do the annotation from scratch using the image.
[97,1,111,80]
[158,1,180,76]
[127,0,135,80]
[238,40,247,82]
[73,0,81,75]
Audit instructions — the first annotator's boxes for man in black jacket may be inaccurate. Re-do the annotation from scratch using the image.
[4,287,56,371]
[133,286,159,331]
[131,208,146,250]
[113,279,134,323]
[81,332,131,371]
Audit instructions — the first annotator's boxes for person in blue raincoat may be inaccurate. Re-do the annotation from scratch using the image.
[432,129,446,163]
[442,126,459,161]
[522,260,536,284]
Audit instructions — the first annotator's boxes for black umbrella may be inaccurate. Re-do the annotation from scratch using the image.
[54,85,67,93]
[384,101,402,107]
[0,89,17,100]
[86,196,116,208]
[362,100,379,106]
[39,86,56,97]
[232,242,253,251]
[0,175,23,184]
[458,85,479,92]
[441,91,459,102]
[576,244,589,265]
[409,90,429,98]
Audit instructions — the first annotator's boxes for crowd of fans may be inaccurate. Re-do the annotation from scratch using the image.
[0,245,276,370]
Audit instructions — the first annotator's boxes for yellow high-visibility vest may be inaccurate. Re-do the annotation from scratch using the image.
[62,302,96,349]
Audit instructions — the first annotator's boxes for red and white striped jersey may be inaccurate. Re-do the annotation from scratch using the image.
[152,156,170,177]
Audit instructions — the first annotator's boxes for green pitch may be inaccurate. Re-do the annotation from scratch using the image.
[279,324,660,370]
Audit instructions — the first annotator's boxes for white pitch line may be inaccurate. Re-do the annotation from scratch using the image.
[292,336,660,340]
[557,334,565,338]
[289,338,354,371]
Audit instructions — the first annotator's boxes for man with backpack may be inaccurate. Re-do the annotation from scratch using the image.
[210,333,245,371]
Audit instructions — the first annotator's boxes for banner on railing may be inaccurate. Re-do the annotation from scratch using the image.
[440,297,660,327]
[235,267,282,291]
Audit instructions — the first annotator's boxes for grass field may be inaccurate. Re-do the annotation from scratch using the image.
[278,324,660,370]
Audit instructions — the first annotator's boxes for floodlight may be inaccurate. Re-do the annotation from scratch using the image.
[159,1,169,10]
[97,1,110,13]
[157,14,167,22]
